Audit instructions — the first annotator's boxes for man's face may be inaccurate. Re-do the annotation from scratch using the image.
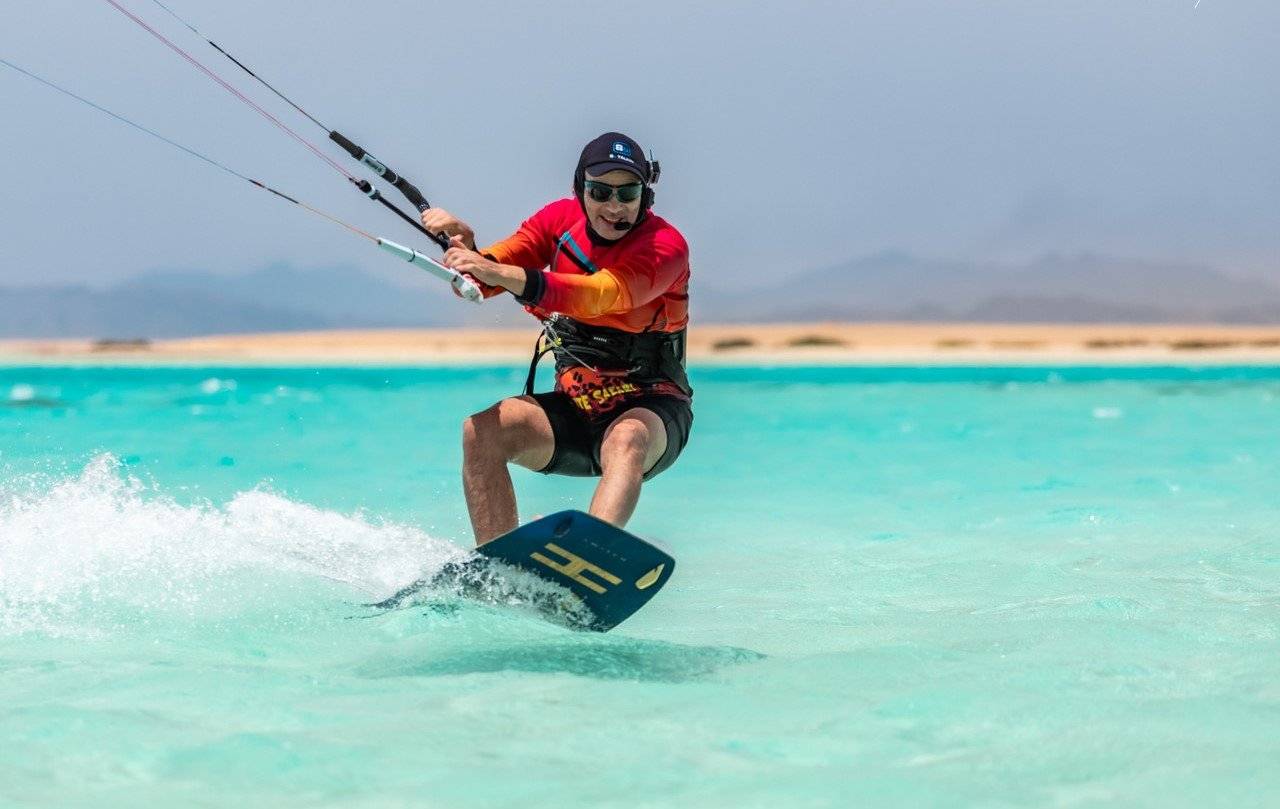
[582,168,644,239]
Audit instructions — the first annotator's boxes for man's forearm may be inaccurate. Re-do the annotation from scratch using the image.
[490,263,527,296]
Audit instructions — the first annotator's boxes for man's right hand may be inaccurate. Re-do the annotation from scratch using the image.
[420,209,476,250]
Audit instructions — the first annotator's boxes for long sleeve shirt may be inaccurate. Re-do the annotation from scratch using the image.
[481,198,689,334]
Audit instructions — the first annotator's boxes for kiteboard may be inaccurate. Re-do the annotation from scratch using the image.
[372,510,675,632]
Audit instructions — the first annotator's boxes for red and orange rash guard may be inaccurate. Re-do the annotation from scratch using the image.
[480,198,689,334]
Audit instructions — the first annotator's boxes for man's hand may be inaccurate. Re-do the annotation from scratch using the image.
[420,209,476,250]
[443,235,526,295]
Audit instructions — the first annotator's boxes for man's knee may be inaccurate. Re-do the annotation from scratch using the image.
[462,402,510,459]
[600,413,663,472]
[462,397,551,465]
[602,419,650,456]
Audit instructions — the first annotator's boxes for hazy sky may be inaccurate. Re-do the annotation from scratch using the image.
[2,0,1277,297]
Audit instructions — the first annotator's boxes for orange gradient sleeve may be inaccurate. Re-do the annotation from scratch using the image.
[537,230,688,319]
[534,270,626,317]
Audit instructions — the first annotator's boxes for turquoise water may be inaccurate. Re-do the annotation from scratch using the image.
[2,364,1278,807]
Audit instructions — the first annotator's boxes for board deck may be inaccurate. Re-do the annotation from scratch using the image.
[477,510,675,631]
[368,511,676,631]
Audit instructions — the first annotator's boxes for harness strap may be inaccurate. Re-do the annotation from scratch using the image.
[523,332,552,396]
[555,231,599,275]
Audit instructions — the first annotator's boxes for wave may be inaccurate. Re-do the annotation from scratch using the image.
[0,455,464,637]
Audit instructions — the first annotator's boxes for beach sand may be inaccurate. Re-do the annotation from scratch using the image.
[4,323,1280,365]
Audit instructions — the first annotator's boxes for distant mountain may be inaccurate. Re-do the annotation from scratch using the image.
[8,252,1279,339]
[697,252,1280,323]
[117,263,463,329]
[1,263,464,339]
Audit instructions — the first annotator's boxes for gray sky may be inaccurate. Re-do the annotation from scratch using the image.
[1,0,1277,296]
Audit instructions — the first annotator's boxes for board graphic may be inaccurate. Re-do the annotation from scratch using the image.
[477,510,675,631]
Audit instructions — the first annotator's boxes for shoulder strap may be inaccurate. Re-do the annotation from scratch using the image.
[555,231,599,274]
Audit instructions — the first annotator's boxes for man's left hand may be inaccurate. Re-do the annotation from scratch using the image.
[443,235,524,294]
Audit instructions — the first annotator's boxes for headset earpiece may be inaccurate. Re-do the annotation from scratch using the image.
[640,156,659,213]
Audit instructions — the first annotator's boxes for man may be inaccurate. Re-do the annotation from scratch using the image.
[421,132,692,545]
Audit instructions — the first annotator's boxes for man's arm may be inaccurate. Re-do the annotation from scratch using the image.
[426,203,565,298]
[442,237,527,296]
[518,232,688,318]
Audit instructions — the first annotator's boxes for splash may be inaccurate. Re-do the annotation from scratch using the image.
[0,455,463,637]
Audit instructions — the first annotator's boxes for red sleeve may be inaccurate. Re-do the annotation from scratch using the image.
[479,201,569,270]
[537,228,688,318]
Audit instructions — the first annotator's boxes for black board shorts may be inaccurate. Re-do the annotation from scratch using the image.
[531,391,693,481]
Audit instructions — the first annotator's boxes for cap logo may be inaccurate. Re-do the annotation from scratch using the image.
[611,141,633,158]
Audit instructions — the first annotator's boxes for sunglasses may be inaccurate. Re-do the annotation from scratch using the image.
[584,180,643,203]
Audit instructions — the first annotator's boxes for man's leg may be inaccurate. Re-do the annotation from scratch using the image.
[589,407,667,528]
[462,396,555,545]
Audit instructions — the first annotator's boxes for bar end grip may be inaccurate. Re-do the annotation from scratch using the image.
[329,130,364,160]
[453,273,483,303]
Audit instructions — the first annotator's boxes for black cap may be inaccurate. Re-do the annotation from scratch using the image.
[577,132,650,182]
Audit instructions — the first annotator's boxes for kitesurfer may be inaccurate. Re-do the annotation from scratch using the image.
[422,132,691,545]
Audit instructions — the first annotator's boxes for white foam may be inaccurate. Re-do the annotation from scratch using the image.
[198,377,237,394]
[9,384,36,402]
[0,455,463,636]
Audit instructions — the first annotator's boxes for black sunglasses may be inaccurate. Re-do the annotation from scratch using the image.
[584,180,643,203]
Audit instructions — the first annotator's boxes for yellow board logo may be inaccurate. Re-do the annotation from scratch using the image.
[530,543,621,594]
[635,564,664,590]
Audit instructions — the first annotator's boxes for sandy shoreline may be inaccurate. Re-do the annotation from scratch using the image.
[3,323,1280,365]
